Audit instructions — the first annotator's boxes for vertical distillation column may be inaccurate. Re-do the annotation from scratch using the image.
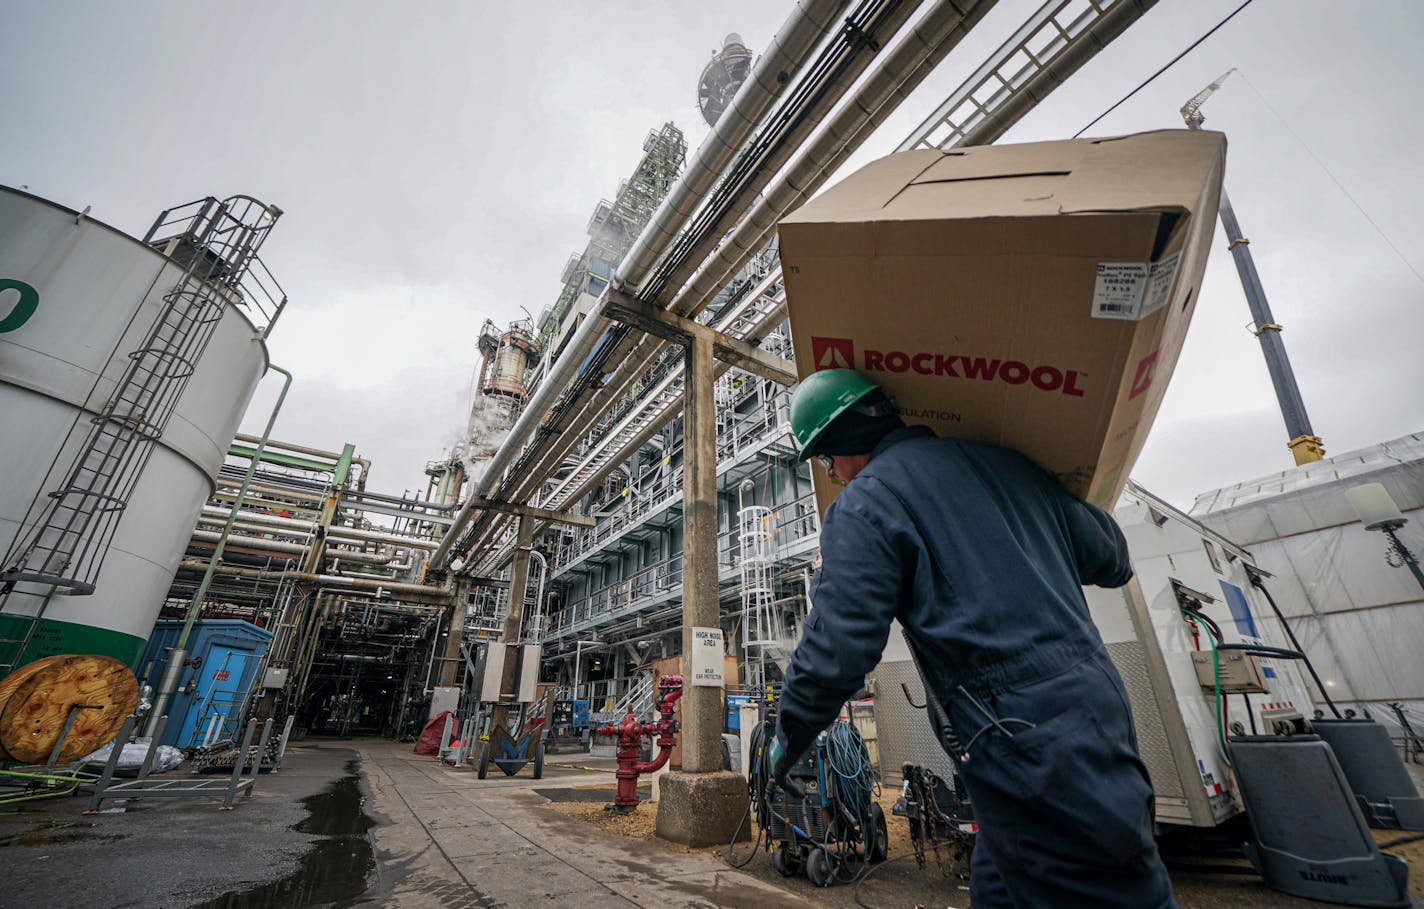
[737,499,778,693]
[0,196,282,674]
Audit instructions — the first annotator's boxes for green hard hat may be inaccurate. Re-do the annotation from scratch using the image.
[790,369,882,460]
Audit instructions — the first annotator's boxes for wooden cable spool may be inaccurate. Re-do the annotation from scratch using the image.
[0,654,139,764]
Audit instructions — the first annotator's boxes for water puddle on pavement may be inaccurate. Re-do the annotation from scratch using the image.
[190,759,375,909]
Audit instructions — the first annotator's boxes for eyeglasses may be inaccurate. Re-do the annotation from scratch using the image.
[814,454,834,472]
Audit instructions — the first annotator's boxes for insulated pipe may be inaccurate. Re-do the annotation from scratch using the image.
[176,560,455,601]
[199,506,441,550]
[667,0,996,321]
[234,433,344,462]
[472,2,929,524]
[234,433,373,489]
[460,1,994,571]
[194,520,423,570]
[342,487,456,511]
[148,364,292,735]
[327,524,440,551]
[614,0,853,293]
[331,567,414,583]
[523,0,1150,523]
[189,530,396,566]
[432,2,857,570]
[638,0,927,306]
[198,508,313,535]
[456,0,945,560]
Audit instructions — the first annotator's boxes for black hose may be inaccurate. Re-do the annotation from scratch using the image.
[1377,832,1424,850]
[1216,643,1304,659]
[852,837,964,909]
[1186,606,1224,642]
[1249,575,1344,718]
[726,718,770,868]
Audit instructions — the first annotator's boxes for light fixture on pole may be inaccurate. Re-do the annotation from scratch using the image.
[1347,483,1424,593]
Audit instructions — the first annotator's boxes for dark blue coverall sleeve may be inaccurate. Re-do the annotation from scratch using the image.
[1062,497,1133,588]
[777,483,909,758]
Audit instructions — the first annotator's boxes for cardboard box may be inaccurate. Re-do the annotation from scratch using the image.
[778,129,1226,511]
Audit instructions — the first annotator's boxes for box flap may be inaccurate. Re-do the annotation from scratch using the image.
[889,172,1069,220]
[780,150,943,225]
[1058,130,1226,215]
[908,136,1090,184]
[782,129,1226,226]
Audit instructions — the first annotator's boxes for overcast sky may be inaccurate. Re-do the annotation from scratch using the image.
[4,1,1422,510]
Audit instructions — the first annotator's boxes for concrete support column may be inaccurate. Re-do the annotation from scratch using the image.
[680,332,720,773]
[656,332,748,845]
[436,578,472,687]
[489,516,534,732]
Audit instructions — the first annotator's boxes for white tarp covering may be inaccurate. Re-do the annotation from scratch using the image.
[1193,432,1424,747]
[85,740,185,774]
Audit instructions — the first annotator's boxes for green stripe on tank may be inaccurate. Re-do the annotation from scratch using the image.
[0,615,147,677]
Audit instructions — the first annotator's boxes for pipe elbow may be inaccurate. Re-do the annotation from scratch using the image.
[633,744,673,776]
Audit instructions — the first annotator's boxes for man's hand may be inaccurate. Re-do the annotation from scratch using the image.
[766,736,807,800]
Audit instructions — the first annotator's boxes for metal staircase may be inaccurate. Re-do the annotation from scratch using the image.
[0,195,283,675]
[593,672,654,725]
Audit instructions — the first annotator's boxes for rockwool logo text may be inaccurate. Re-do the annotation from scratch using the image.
[812,337,1086,396]
[865,350,1086,396]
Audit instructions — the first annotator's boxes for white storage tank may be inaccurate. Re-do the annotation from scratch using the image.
[0,186,280,672]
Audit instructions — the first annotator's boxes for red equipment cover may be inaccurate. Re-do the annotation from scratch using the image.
[414,710,453,755]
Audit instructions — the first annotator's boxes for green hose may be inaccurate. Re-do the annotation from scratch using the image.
[1183,607,1231,766]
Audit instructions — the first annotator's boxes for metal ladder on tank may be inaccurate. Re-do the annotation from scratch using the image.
[0,196,283,676]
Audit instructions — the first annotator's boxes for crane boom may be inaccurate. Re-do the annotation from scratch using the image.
[1181,73,1325,465]
[1180,67,1236,126]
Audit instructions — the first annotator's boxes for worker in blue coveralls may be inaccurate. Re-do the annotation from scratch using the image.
[767,368,1176,909]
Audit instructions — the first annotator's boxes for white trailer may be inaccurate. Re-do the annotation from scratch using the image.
[1088,482,1314,827]
[869,480,1316,828]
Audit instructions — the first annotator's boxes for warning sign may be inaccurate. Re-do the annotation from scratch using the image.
[689,627,725,687]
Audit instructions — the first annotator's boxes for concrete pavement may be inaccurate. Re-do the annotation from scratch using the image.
[359,740,817,909]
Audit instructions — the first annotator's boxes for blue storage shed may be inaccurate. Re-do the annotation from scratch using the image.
[139,619,273,748]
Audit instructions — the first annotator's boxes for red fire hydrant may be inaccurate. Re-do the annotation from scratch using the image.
[595,674,683,810]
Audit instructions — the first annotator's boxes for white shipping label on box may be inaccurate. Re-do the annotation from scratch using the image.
[1091,262,1150,320]
[689,627,725,687]
[1141,252,1180,318]
[1091,253,1180,322]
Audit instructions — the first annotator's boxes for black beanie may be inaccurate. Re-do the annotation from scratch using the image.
[815,409,905,457]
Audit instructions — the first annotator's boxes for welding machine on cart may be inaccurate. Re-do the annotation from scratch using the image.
[741,709,887,888]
